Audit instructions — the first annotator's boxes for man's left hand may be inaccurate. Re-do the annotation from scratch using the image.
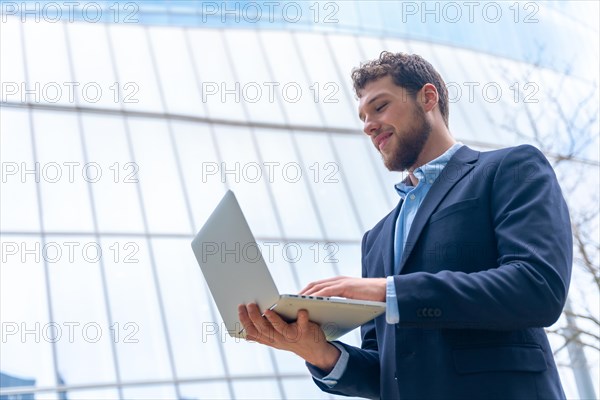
[299,276,386,302]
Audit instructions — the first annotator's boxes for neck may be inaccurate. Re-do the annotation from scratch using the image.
[408,129,456,186]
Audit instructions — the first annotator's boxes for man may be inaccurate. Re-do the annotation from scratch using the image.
[239,52,572,399]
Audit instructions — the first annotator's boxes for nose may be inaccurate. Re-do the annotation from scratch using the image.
[363,117,381,136]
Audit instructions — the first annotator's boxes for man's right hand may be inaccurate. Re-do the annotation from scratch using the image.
[238,303,341,373]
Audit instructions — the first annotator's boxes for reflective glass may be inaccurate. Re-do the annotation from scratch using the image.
[0,235,57,389]
[32,110,95,232]
[170,120,227,228]
[179,381,232,399]
[223,29,286,125]
[257,30,321,127]
[186,28,247,122]
[66,21,119,110]
[294,32,357,129]
[151,237,226,379]
[21,20,73,106]
[80,113,145,233]
[121,384,178,399]
[293,132,362,240]
[48,234,117,386]
[101,237,173,381]
[108,24,164,113]
[0,108,40,231]
[254,128,322,239]
[127,117,191,234]
[283,376,334,399]
[212,124,280,238]
[330,134,392,231]
[147,25,206,117]
[65,387,120,399]
[326,34,364,109]
[232,379,282,399]
[0,17,26,103]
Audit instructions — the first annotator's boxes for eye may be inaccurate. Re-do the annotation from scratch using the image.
[376,103,388,112]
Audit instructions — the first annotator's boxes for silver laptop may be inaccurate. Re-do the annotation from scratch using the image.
[191,190,386,341]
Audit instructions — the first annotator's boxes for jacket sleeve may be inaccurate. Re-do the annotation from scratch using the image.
[310,231,381,399]
[393,145,572,329]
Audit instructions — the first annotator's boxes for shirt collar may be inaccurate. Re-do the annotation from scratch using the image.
[395,143,464,197]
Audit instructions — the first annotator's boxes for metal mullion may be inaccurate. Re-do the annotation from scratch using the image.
[220,27,287,400]
[104,23,181,399]
[61,21,124,398]
[0,372,311,397]
[17,18,61,396]
[183,25,236,398]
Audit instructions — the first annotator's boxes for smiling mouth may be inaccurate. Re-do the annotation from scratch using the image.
[375,132,393,151]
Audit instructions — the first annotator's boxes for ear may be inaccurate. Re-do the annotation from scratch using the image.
[420,83,438,112]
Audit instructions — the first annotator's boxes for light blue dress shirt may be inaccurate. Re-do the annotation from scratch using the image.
[309,143,463,387]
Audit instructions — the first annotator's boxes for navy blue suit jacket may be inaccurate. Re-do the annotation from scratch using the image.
[312,145,572,399]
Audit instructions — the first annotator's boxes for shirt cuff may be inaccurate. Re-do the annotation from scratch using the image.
[386,276,400,324]
[306,342,349,388]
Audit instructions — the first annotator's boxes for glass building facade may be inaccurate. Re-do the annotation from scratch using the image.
[1,1,598,399]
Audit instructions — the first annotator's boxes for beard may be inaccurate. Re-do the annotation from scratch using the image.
[382,104,432,172]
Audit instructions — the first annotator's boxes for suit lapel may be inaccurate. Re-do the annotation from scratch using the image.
[397,146,480,274]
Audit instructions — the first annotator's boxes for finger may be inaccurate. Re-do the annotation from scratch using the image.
[264,310,287,335]
[238,304,260,339]
[246,303,275,341]
[299,276,346,294]
[303,283,344,297]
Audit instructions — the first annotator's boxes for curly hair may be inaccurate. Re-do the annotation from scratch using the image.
[351,51,449,127]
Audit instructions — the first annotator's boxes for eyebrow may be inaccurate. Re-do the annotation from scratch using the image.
[358,93,388,121]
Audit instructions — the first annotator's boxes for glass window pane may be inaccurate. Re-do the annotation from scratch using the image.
[331,134,391,231]
[32,110,95,232]
[127,117,191,234]
[48,234,117,386]
[66,387,120,399]
[258,30,321,127]
[101,237,174,382]
[66,22,118,110]
[271,345,307,375]
[0,236,57,389]
[180,381,231,399]
[214,125,281,238]
[148,26,206,117]
[326,34,365,110]
[232,379,282,400]
[22,20,73,107]
[0,17,26,103]
[151,237,225,379]
[108,24,163,113]
[293,32,357,129]
[254,129,321,239]
[293,132,362,240]
[292,242,337,290]
[262,239,300,295]
[121,384,177,399]
[224,30,286,125]
[186,29,247,122]
[222,339,276,377]
[170,120,227,229]
[335,243,362,279]
[283,377,332,400]
[356,36,386,62]
[81,114,145,233]
[0,108,40,231]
